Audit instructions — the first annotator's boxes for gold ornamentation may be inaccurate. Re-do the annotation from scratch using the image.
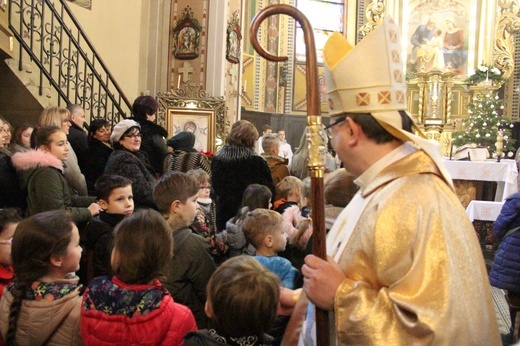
[156,83,229,152]
[494,0,520,79]
[356,93,370,106]
[306,117,326,171]
[358,0,385,37]
[378,91,391,104]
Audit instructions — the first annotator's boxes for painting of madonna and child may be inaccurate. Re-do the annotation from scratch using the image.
[407,0,470,77]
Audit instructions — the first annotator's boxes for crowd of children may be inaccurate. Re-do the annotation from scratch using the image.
[0,106,360,345]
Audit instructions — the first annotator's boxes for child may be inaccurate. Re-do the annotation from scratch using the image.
[85,174,134,280]
[217,183,273,257]
[261,133,290,185]
[273,176,302,214]
[0,209,22,299]
[242,209,299,289]
[11,126,101,223]
[0,210,83,345]
[184,256,280,345]
[81,209,197,345]
[187,169,227,264]
[153,171,217,329]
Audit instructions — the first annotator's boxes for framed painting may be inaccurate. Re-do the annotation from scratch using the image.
[226,11,242,64]
[166,109,214,152]
[156,85,229,154]
[172,6,202,60]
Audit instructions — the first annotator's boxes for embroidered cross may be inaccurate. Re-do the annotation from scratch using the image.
[356,93,370,106]
[389,30,397,43]
[392,50,400,63]
[396,91,405,104]
[378,91,391,104]
[394,70,403,83]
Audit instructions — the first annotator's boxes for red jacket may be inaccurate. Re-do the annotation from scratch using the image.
[81,276,197,345]
[0,266,14,300]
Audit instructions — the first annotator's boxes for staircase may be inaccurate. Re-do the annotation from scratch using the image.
[4,0,131,126]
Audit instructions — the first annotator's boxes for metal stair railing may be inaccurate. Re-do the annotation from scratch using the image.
[8,0,131,125]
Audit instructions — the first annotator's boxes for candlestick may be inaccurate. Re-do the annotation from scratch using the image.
[496,130,504,162]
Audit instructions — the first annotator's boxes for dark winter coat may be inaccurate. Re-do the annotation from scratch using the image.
[104,148,157,210]
[12,150,95,224]
[211,146,275,231]
[81,276,197,345]
[128,116,169,175]
[84,136,113,193]
[490,192,520,292]
[163,227,216,329]
[68,122,89,172]
[0,151,24,210]
[85,212,126,277]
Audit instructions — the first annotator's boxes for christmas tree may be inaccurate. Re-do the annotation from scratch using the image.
[452,91,516,158]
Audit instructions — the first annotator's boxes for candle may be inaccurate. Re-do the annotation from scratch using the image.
[244,79,247,92]
[177,75,181,89]
[486,70,489,82]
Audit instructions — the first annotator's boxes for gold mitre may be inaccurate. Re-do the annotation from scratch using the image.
[323,16,406,116]
[323,17,453,188]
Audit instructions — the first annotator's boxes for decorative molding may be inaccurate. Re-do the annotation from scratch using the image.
[494,0,520,79]
[358,0,385,38]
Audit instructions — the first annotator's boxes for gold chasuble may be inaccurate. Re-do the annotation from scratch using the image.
[330,150,499,344]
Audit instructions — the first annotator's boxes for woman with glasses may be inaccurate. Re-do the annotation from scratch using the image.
[84,119,113,195]
[104,119,157,210]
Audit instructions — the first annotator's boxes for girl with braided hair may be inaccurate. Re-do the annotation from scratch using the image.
[0,210,83,345]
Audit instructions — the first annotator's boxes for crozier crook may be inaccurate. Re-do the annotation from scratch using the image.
[250,5,329,345]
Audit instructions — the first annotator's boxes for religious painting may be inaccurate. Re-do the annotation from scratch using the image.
[172,6,201,60]
[167,110,213,152]
[405,0,473,78]
[226,11,242,64]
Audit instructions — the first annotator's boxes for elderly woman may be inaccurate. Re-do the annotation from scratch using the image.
[211,120,274,231]
[38,107,88,196]
[165,131,211,175]
[84,119,113,194]
[104,119,157,210]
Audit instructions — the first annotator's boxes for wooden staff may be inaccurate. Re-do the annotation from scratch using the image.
[250,5,329,345]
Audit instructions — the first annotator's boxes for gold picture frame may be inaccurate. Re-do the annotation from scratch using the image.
[156,84,229,154]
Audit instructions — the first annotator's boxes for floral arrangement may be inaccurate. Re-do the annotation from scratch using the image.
[464,64,505,85]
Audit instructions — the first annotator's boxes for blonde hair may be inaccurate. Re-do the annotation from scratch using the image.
[276,176,302,199]
[242,208,283,249]
[324,168,358,207]
[39,107,70,127]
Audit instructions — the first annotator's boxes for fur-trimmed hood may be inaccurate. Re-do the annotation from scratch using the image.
[12,149,64,172]
[12,150,64,191]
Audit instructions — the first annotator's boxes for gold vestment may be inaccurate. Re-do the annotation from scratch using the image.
[334,150,500,345]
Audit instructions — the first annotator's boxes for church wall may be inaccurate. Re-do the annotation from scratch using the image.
[68,0,149,107]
